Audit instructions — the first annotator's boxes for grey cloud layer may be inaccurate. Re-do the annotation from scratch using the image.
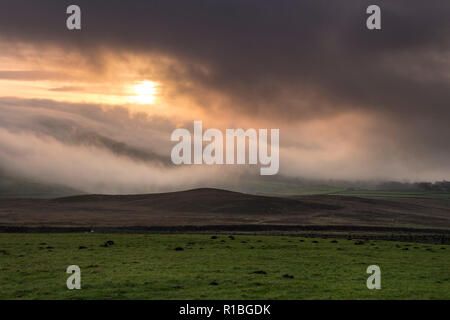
[0,1,449,186]
[1,1,449,118]
[0,97,173,165]
[0,97,238,193]
[1,1,449,122]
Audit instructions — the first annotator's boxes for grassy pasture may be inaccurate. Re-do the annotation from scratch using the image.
[0,233,448,300]
[236,181,450,199]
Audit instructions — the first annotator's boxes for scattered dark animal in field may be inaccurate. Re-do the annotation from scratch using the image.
[209,281,219,286]
[101,240,115,247]
[241,241,247,243]
[330,240,338,243]
[426,248,434,252]
[39,243,47,245]
[441,248,446,250]
[46,246,54,249]
[174,247,184,251]
[337,248,343,251]
[283,274,294,279]
[0,249,9,255]
[354,241,365,245]
[312,240,318,243]
[228,236,235,240]
[211,236,218,239]
[252,270,267,275]
[220,240,226,243]
[299,240,304,242]
[249,246,255,249]
[79,246,87,249]
[257,240,262,242]
[402,248,409,251]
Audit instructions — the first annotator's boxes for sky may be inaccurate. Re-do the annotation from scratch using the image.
[0,0,449,194]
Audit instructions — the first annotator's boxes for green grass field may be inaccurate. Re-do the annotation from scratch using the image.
[330,190,450,199]
[0,233,448,300]
[238,181,450,199]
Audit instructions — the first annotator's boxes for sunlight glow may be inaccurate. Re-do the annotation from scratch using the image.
[131,81,157,104]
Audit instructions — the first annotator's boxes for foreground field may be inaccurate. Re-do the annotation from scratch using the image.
[0,233,448,299]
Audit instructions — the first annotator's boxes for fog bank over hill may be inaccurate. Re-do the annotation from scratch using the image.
[1,168,448,199]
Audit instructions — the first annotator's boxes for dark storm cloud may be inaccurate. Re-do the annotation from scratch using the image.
[0,1,449,118]
[0,0,449,184]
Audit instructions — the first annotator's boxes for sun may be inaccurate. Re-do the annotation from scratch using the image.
[131,80,157,104]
